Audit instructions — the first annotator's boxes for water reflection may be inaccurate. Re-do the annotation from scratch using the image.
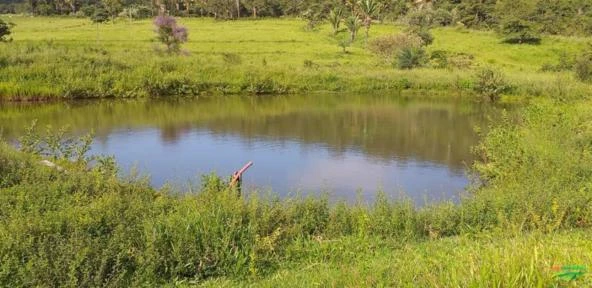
[0,94,495,204]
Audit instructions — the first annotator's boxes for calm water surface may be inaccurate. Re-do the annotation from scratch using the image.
[0,94,496,204]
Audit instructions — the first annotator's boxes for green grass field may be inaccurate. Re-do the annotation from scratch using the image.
[1,16,591,100]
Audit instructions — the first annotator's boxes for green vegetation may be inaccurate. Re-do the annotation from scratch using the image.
[153,15,188,54]
[2,97,592,286]
[1,16,592,101]
[1,0,592,286]
[0,17,13,41]
[2,0,592,39]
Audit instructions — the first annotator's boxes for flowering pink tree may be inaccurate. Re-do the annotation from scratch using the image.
[153,15,188,54]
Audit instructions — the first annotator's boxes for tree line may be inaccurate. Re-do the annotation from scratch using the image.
[0,0,591,36]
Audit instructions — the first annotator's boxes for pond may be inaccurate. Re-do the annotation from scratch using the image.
[0,94,497,204]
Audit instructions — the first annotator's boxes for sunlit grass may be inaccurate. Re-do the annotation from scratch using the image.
[0,16,589,100]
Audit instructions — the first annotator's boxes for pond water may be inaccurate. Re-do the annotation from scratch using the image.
[0,94,496,204]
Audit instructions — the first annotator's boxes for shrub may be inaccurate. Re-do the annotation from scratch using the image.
[413,28,433,46]
[135,6,152,19]
[35,3,55,15]
[500,18,541,45]
[0,19,14,42]
[406,8,433,27]
[302,7,324,30]
[397,47,427,70]
[432,51,475,70]
[429,50,448,69]
[80,5,96,17]
[474,68,510,102]
[433,8,453,26]
[153,16,188,54]
[575,45,592,82]
[345,15,361,42]
[337,38,351,53]
[368,33,423,62]
[91,8,109,24]
[575,56,592,82]
[73,10,86,18]
[448,53,473,69]
[119,6,152,19]
[328,7,343,35]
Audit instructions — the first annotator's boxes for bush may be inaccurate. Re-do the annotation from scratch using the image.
[0,19,14,42]
[575,56,592,82]
[413,28,433,46]
[406,8,433,27]
[73,10,86,18]
[35,3,55,15]
[500,18,541,45]
[301,7,324,30]
[119,6,153,19]
[444,52,474,69]
[397,47,427,70]
[575,45,592,82]
[91,8,109,24]
[80,5,96,17]
[474,68,510,102]
[368,33,423,62]
[135,6,152,19]
[429,50,448,69]
[153,16,188,54]
[433,8,453,26]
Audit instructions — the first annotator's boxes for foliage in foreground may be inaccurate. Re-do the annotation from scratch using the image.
[1,98,592,286]
[201,231,592,287]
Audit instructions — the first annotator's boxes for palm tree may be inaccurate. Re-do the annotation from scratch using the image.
[328,7,343,35]
[357,0,381,42]
[345,15,361,42]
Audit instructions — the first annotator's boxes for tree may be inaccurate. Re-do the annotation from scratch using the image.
[0,19,14,42]
[204,0,237,19]
[500,18,540,44]
[397,46,427,69]
[455,0,497,29]
[474,68,509,102]
[154,15,188,54]
[356,0,380,41]
[336,34,350,53]
[91,7,109,44]
[91,7,109,23]
[242,0,266,17]
[301,2,327,30]
[102,0,123,21]
[328,7,343,35]
[496,0,540,44]
[345,15,361,42]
